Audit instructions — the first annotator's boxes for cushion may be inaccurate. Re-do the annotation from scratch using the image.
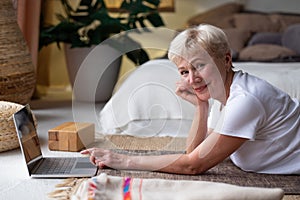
[186,3,243,28]
[247,32,282,46]
[239,44,296,61]
[282,24,300,54]
[276,14,300,31]
[223,28,252,52]
[233,13,280,33]
[0,101,25,152]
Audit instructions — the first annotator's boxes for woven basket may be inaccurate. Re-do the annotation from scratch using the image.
[0,101,25,152]
[0,0,36,105]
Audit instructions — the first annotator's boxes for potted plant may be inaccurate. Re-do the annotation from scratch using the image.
[39,0,165,102]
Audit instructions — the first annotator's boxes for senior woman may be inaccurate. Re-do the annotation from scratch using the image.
[82,24,300,174]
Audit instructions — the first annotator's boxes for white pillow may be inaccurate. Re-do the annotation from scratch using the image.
[98,59,194,137]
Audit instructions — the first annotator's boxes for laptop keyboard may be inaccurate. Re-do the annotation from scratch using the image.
[35,158,76,174]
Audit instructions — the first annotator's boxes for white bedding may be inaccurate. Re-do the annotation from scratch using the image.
[233,62,300,101]
[99,59,194,137]
[99,60,300,137]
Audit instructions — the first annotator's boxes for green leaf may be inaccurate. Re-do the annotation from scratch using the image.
[146,12,164,27]
[126,49,150,65]
[39,0,164,66]
[137,17,146,28]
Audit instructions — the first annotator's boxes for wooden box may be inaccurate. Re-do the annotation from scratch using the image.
[48,122,94,152]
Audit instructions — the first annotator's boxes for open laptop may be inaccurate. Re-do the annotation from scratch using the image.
[13,104,98,178]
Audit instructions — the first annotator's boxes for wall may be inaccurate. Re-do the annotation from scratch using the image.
[37,0,300,95]
[243,0,300,13]
[162,0,237,29]
[37,0,71,96]
[37,0,237,94]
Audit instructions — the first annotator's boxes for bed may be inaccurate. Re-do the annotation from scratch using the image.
[98,59,300,138]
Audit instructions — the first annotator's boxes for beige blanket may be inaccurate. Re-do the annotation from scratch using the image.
[68,173,284,200]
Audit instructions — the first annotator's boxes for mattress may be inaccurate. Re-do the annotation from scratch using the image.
[98,60,300,137]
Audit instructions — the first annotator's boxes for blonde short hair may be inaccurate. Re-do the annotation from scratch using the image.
[168,24,230,63]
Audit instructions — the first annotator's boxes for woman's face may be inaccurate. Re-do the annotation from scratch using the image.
[177,49,230,102]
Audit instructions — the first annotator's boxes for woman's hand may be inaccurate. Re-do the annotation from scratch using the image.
[81,148,129,169]
[175,79,198,105]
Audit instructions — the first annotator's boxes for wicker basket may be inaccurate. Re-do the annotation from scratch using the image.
[0,101,24,152]
[0,0,36,105]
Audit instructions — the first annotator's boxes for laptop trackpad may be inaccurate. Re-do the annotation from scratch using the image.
[74,161,95,169]
[71,157,97,175]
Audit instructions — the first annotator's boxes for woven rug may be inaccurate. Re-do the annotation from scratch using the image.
[49,135,299,199]
[90,135,300,195]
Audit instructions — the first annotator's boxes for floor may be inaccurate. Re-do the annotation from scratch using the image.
[1,91,299,200]
[0,91,106,200]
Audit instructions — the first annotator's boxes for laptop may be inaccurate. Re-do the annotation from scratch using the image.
[13,104,98,178]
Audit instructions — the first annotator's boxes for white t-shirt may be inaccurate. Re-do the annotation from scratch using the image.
[208,70,300,174]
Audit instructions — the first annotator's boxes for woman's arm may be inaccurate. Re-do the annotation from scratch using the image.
[81,132,246,175]
[175,79,210,153]
[186,101,209,153]
[130,133,247,174]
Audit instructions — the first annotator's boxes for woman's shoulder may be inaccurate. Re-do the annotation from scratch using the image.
[231,70,293,106]
[233,70,264,85]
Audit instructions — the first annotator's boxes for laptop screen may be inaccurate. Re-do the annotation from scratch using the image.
[13,105,42,164]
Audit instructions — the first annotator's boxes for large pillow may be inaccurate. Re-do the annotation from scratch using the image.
[247,32,282,46]
[238,44,296,61]
[186,3,243,28]
[233,13,280,33]
[275,14,300,31]
[223,28,252,52]
[282,24,300,54]
[98,59,194,137]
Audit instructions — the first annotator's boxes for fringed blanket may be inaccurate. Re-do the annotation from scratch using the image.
[50,173,285,200]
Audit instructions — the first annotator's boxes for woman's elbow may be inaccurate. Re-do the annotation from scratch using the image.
[185,165,207,175]
[182,157,208,175]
